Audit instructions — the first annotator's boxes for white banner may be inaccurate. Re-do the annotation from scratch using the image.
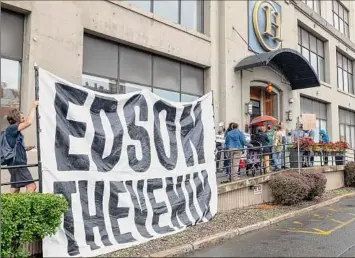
[38,68,217,257]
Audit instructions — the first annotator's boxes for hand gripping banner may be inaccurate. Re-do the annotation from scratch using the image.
[38,68,217,257]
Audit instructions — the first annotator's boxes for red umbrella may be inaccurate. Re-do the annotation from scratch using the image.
[250,115,278,126]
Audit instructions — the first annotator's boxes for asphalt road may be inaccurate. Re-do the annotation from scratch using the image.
[188,196,355,257]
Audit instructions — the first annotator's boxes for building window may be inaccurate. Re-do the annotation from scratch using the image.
[82,34,204,102]
[1,9,24,131]
[302,0,320,14]
[339,108,355,148]
[250,100,261,121]
[336,52,353,94]
[301,97,327,142]
[332,0,349,36]
[298,27,325,82]
[126,0,203,33]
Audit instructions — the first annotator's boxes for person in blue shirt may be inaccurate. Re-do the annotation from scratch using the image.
[319,129,329,143]
[319,129,329,166]
[225,123,247,180]
[4,101,38,193]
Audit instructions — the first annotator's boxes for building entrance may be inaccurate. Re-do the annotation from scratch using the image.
[250,87,278,122]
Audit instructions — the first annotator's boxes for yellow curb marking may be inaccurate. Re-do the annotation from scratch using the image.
[278,217,355,236]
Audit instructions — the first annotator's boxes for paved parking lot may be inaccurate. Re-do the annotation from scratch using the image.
[189,196,355,257]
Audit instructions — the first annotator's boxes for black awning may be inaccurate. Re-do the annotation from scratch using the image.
[234,48,321,90]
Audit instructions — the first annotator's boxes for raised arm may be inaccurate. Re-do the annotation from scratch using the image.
[18,101,39,132]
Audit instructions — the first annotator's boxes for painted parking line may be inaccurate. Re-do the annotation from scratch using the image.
[278,216,355,235]
[277,208,355,236]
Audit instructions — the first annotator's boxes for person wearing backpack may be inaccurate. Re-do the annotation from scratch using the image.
[1,101,39,193]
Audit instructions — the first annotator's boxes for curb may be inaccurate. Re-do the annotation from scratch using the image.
[149,192,355,257]
[150,244,194,257]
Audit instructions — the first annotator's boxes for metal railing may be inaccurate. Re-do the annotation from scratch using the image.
[0,164,40,187]
[215,143,355,184]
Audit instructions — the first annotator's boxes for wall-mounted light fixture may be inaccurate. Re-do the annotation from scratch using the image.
[266,83,273,93]
[245,102,253,115]
[289,98,294,104]
[286,110,293,121]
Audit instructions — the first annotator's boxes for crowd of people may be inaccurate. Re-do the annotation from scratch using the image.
[219,122,286,180]
[217,121,330,181]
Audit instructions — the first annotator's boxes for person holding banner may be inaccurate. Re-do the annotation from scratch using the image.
[3,101,39,193]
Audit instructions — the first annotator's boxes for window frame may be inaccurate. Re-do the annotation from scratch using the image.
[82,73,118,94]
[339,108,355,148]
[128,0,204,33]
[336,51,354,94]
[332,0,349,37]
[82,34,204,102]
[1,9,24,130]
[300,96,328,134]
[298,27,325,82]
[302,0,321,14]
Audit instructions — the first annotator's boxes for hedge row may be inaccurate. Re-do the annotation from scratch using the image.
[269,171,327,205]
[1,193,67,258]
[344,161,355,187]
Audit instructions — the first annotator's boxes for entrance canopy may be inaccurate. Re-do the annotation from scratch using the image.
[234,48,321,90]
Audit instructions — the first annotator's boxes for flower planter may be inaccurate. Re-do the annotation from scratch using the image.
[312,146,322,152]
[335,152,345,165]
[289,148,303,168]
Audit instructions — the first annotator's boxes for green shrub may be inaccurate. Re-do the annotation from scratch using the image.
[269,173,310,205]
[344,161,355,187]
[1,193,68,258]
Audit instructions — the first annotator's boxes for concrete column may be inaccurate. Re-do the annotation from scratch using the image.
[240,69,253,130]
[329,99,339,141]
[328,40,338,89]
[207,0,221,127]
[348,1,355,43]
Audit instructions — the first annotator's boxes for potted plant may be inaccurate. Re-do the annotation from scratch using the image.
[297,137,315,151]
[334,141,349,165]
[322,142,334,153]
[289,137,314,168]
[311,143,322,153]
